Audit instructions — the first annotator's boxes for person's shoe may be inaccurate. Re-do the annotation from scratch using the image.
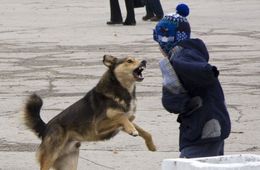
[142,15,154,21]
[106,21,123,25]
[150,16,163,22]
[123,21,136,26]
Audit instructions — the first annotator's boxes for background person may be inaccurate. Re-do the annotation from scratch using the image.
[143,0,164,21]
[107,0,136,26]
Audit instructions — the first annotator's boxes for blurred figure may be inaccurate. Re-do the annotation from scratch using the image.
[107,0,136,26]
[143,0,164,21]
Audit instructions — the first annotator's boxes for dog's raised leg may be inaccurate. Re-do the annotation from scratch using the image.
[118,115,139,136]
[133,123,157,151]
[106,109,139,136]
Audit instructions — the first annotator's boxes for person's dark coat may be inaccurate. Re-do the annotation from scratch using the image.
[162,38,231,151]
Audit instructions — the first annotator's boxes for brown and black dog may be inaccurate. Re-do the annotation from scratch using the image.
[23,55,156,170]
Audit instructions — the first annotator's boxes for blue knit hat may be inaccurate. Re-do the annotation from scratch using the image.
[153,3,191,55]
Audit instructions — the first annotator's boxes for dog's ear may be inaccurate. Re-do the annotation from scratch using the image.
[103,55,117,68]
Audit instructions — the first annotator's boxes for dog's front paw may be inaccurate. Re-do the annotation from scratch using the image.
[124,126,139,137]
[131,130,139,137]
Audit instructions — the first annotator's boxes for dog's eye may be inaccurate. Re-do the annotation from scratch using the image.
[127,59,133,63]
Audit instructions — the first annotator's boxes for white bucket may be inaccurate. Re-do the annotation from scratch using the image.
[162,154,260,170]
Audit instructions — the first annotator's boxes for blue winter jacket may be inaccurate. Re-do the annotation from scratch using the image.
[161,38,231,151]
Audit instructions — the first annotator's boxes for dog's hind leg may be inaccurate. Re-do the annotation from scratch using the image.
[37,126,68,170]
[133,123,157,151]
[53,141,81,170]
[38,142,61,170]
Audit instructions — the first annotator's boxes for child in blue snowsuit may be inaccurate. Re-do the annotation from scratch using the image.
[154,4,231,158]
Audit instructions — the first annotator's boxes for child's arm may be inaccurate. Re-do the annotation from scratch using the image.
[161,87,190,114]
[159,58,202,114]
[159,58,186,94]
[159,58,190,114]
[162,87,203,114]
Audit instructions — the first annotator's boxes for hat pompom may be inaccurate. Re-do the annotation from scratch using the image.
[176,4,189,17]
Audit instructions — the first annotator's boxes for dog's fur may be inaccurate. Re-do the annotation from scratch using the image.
[23,55,156,170]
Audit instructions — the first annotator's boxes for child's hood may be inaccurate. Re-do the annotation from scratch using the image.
[178,38,209,62]
[172,38,217,90]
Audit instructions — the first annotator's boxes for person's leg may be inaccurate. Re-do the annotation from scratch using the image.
[143,0,154,21]
[150,0,164,21]
[123,0,136,25]
[180,140,225,158]
[107,0,123,24]
[218,140,225,155]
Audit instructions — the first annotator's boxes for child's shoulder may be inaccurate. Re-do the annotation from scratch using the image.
[178,38,209,62]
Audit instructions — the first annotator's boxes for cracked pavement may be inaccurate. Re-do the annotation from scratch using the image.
[0,0,260,169]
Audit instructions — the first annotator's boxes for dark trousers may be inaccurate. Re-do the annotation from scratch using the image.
[109,0,135,23]
[145,0,164,18]
[180,140,224,158]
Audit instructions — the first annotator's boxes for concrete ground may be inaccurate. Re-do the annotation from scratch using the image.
[0,0,260,169]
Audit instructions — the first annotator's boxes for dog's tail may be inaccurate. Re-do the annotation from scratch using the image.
[23,93,46,138]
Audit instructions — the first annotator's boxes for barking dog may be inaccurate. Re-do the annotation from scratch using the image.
[23,55,156,170]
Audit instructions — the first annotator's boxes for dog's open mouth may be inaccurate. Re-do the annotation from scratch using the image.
[133,61,146,82]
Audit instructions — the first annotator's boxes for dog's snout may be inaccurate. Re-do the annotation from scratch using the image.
[141,60,147,66]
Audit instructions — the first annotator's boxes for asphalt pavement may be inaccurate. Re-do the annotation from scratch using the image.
[0,0,260,169]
